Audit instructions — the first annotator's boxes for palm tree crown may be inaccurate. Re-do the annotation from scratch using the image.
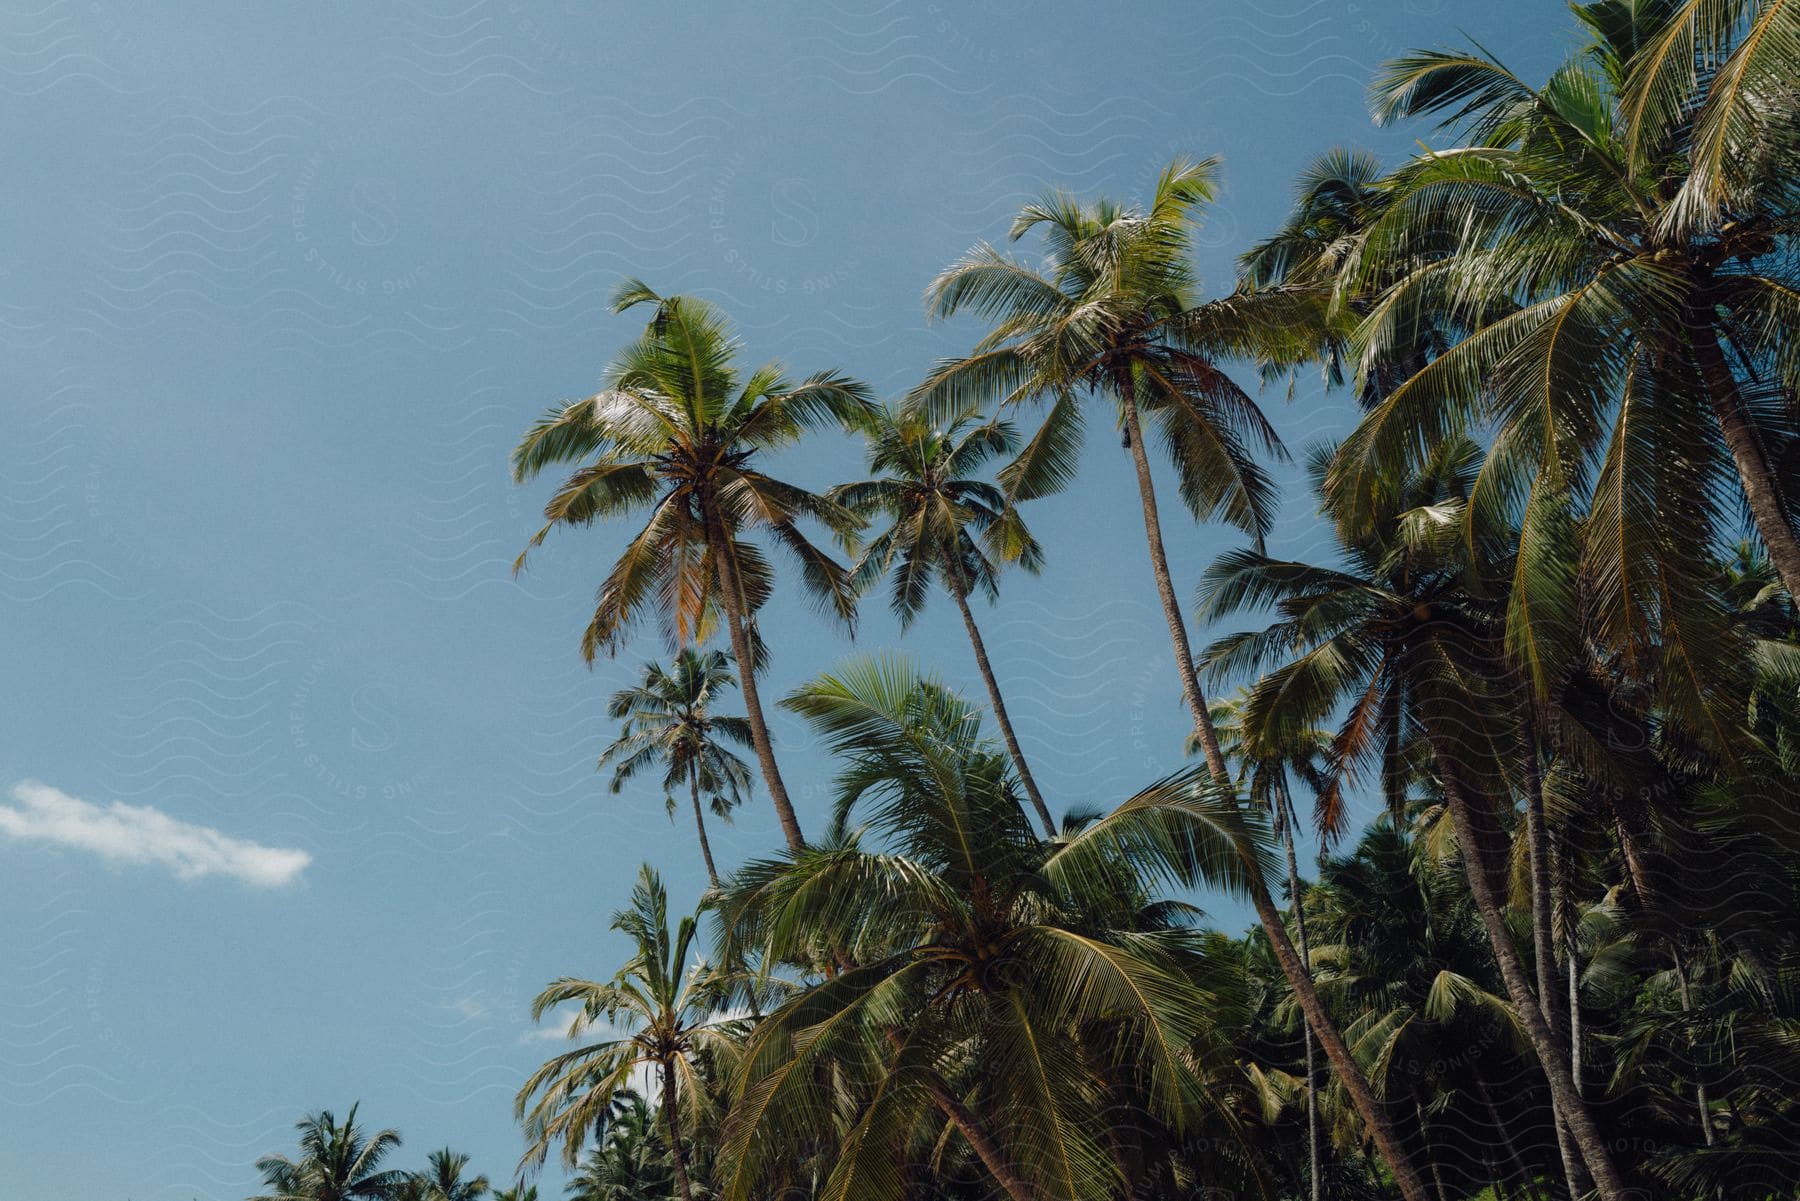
[511,280,877,850]
[598,647,754,886]
[830,404,1056,834]
[516,864,740,1201]
[251,1104,407,1201]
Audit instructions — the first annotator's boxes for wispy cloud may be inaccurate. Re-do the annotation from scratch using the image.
[0,780,311,888]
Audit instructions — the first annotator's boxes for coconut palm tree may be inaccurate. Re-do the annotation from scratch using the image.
[1331,0,1800,708]
[1198,436,1638,1199]
[489,1187,537,1201]
[409,1149,489,1201]
[516,864,742,1201]
[830,402,1055,835]
[911,156,1315,780]
[512,280,876,851]
[714,656,1307,1201]
[904,166,1431,1199]
[564,1091,672,1201]
[250,1105,408,1201]
[599,648,754,887]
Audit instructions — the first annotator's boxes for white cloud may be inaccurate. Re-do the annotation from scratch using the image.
[0,780,311,888]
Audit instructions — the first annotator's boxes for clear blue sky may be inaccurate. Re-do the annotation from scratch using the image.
[1,3,1573,1196]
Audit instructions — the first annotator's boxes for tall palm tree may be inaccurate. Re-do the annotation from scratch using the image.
[512,280,876,851]
[1198,437,1634,1199]
[516,864,742,1201]
[714,656,1267,1201]
[912,156,1311,780]
[490,1188,537,1201]
[251,1105,407,1201]
[830,402,1056,835]
[904,166,1430,1199]
[411,1149,489,1201]
[598,648,754,886]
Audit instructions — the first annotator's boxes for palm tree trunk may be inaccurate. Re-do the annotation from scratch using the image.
[1694,321,1800,599]
[1249,883,1435,1201]
[927,1081,1037,1201]
[947,574,1056,837]
[1117,378,1230,781]
[1416,1100,1448,1201]
[1568,940,1583,1097]
[1519,708,1585,1201]
[1117,381,1430,1200]
[1670,950,1714,1146]
[660,1059,695,1201]
[703,507,804,852]
[1278,810,1323,1201]
[1427,739,1631,1201]
[689,766,720,888]
[1476,1072,1541,1201]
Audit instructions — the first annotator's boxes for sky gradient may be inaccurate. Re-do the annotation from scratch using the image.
[1,2,1572,1196]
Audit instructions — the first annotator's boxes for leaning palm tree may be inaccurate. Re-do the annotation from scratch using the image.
[598,648,754,886]
[516,864,742,1201]
[912,156,1314,780]
[251,1105,407,1201]
[512,280,876,851]
[714,656,1268,1201]
[411,1149,489,1201]
[830,402,1056,835]
[910,161,1427,1201]
[1199,436,1634,1200]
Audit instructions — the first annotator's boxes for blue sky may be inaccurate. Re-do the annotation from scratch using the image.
[1,2,1574,1196]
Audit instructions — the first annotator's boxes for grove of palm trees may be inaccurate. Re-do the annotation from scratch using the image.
[250,4,1800,1200]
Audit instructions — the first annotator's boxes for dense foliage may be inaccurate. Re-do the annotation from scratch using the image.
[250,3,1800,1199]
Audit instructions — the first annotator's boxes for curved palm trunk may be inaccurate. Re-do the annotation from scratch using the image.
[1694,322,1800,599]
[948,577,1056,837]
[703,507,805,852]
[1117,380,1430,1200]
[660,1059,695,1201]
[688,766,720,888]
[1117,380,1230,781]
[1249,885,1434,1201]
[1426,736,1631,1201]
[926,1079,1037,1201]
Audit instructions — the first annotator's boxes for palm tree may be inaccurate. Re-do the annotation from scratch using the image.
[512,280,876,851]
[564,1091,672,1201]
[251,1105,407,1201]
[411,1149,489,1201]
[830,402,1056,835]
[912,156,1312,780]
[516,864,741,1201]
[1331,0,1800,702]
[714,656,1298,1201]
[904,168,1431,1198]
[1198,437,1634,1199]
[490,1188,537,1201]
[598,648,754,886]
